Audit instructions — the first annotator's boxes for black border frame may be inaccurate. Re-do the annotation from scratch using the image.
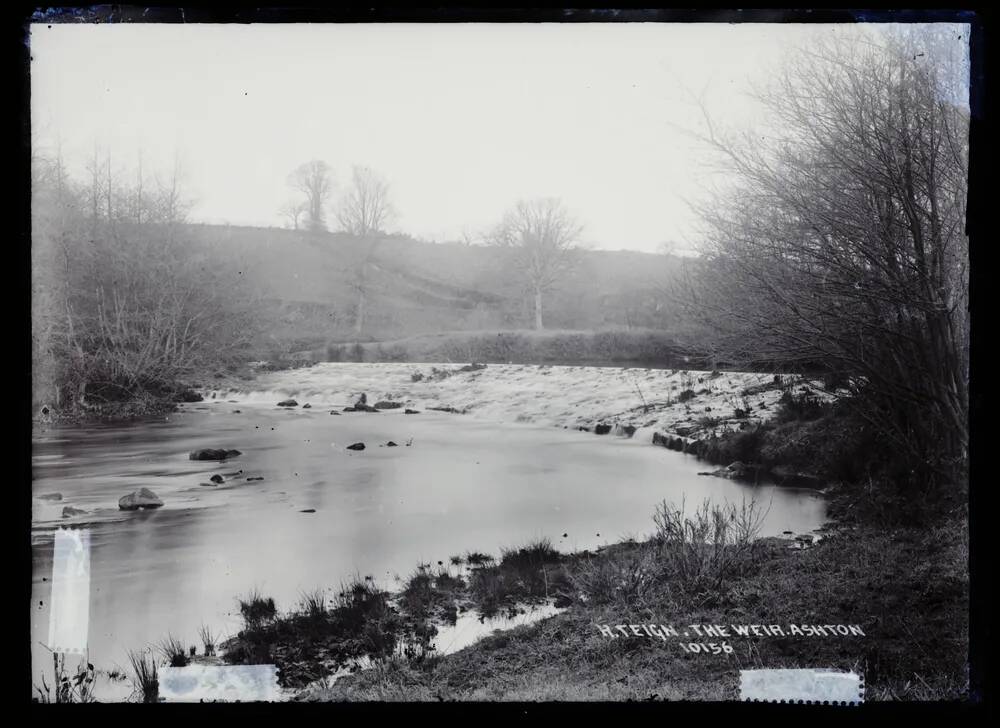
[12,5,991,719]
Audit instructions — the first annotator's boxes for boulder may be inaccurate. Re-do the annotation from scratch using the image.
[346,443,366,451]
[61,506,86,518]
[277,399,298,407]
[329,411,341,415]
[726,461,760,479]
[404,409,420,415]
[373,401,403,409]
[386,441,398,447]
[344,404,379,413]
[594,424,612,435]
[189,448,242,461]
[118,488,164,511]
[300,509,316,514]
[302,403,312,409]
[175,389,204,403]
[621,425,637,438]
[210,474,224,484]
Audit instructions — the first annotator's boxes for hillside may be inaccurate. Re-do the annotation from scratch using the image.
[185,224,684,355]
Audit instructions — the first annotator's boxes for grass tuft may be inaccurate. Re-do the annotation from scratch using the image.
[127,648,160,703]
[157,633,190,667]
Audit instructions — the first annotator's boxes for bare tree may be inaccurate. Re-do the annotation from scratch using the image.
[150,151,192,225]
[488,198,582,330]
[288,160,333,232]
[336,165,395,334]
[279,199,308,231]
[678,26,969,493]
[32,146,255,410]
[336,165,394,237]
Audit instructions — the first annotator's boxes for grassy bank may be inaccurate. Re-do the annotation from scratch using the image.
[208,490,967,702]
[297,515,968,701]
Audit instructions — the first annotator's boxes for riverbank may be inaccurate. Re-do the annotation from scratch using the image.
[222,509,968,702]
[314,517,969,701]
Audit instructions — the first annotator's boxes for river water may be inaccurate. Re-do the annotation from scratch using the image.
[31,377,826,699]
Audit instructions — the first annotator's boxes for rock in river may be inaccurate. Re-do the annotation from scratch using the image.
[189,448,242,461]
[277,399,299,407]
[344,404,379,413]
[118,488,164,511]
[346,442,366,451]
[594,424,612,435]
[62,506,86,518]
[374,400,403,409]
[210,474,225,484]
[302,403,312,409]
[404,408,420,415]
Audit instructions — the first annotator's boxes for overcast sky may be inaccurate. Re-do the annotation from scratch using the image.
[28,22,953,253]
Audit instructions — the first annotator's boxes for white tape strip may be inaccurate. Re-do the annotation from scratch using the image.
[47,527,91,654]
[159,665,283,702]
[740,668,864,704]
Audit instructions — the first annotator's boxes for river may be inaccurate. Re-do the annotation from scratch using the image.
[31,367,827,699]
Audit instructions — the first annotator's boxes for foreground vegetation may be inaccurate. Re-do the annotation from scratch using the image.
[209,498,967,702]
[309,520,967,702]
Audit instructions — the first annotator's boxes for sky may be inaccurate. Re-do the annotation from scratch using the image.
[28,22,967,253]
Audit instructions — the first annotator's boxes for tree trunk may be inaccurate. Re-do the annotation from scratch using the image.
[354,289,366,335]
[355,260,367,335]
[534,289,543,330]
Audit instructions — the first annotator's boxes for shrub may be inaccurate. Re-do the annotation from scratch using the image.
[298,588,327,620]
[775,389,827,422]
[238,589,278,631]
[652,497,767,593]
[157,633,190,667]
[197,624,218,656]
[569,549,658,608]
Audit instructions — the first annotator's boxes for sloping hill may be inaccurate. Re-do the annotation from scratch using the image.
[185,223,682,352]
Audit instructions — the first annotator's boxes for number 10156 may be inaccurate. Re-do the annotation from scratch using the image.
[680,642,733,654]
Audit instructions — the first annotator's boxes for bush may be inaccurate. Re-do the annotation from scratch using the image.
[238,589,278,631]
[775,389,827,422]
[156,634,189,667]
[569,548,658,608]
[652,498,767,593]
